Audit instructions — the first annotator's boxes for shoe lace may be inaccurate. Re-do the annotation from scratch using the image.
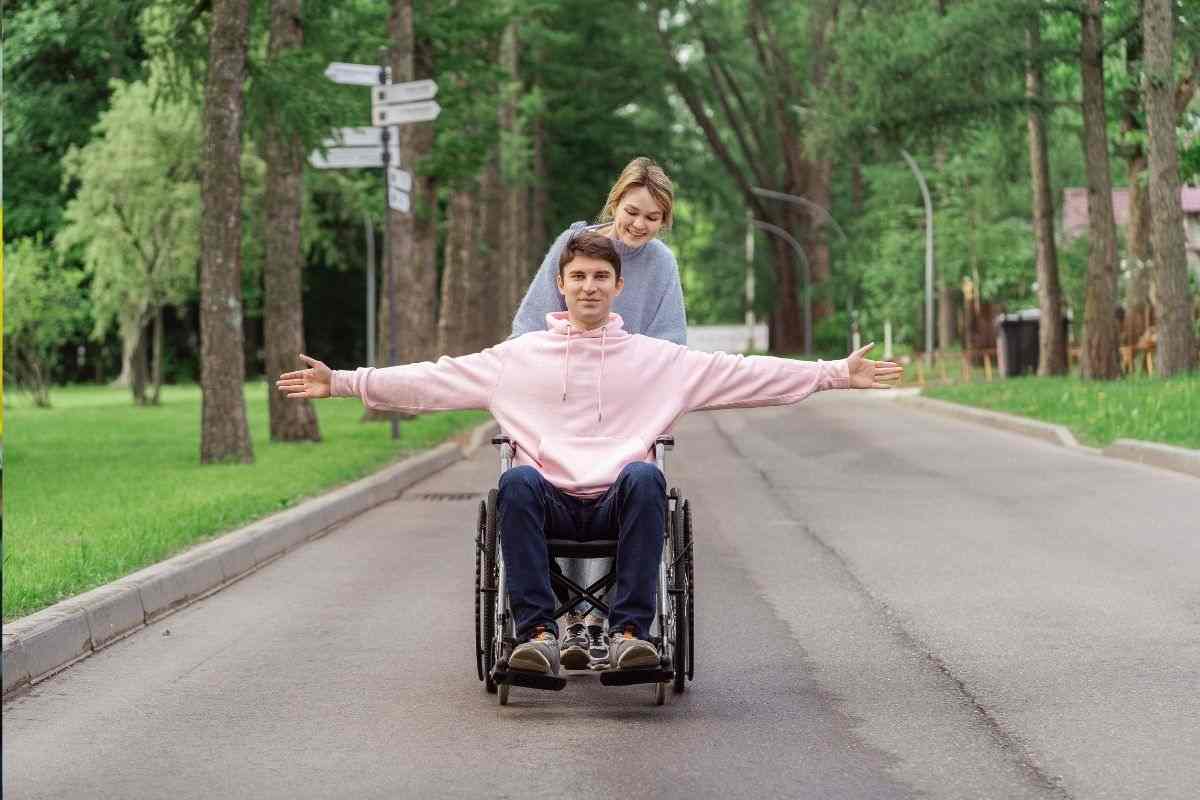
[586,626,606,649]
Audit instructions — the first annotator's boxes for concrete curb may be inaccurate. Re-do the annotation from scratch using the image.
[1102,438,1200,479]
[2,418,501,699]
[896,394,1199,479]
[895,395,1080,447]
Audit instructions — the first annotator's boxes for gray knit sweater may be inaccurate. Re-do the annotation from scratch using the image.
[510,221,688,345]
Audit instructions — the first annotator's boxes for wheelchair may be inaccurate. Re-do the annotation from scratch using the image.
[473,435,695,706]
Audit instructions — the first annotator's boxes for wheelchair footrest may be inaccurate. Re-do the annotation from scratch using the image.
[598,668,674,687]
[493,668,567,691]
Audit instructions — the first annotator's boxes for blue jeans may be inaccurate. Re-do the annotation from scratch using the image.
[497,463,666,640]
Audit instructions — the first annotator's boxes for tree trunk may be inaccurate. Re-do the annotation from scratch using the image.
[263,0,320,442]
[150,306,163,405]
[1121,14,1155,349]
[1079,0,1122,380]
[476,156,505,346]
[767,234,804,354]
[130,318,149,405]
[937,283,956,351]
[1143,0,1199,374]
[390,0,439,365]
[530,111,549,273]
[1027,16,1068,375]
[199,0,254,462]
[497,20,528,332]
[437,187,477,356]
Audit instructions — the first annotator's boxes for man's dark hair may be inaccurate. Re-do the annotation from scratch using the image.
[558,230,622,280]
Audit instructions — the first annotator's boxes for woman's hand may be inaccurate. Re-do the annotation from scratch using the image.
[276,354,333,399]
[846,343,903,389]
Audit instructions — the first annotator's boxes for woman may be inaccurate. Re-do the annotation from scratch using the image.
[510,156,687,670]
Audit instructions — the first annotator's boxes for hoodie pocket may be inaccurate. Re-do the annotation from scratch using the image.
[533,435,651,493]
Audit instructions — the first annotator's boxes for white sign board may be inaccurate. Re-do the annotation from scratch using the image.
[372,100,441,127]
[388,187,411,213]
[324,62,388,86]
[328,127,381,147]
[373,79,438,105]
[388,167,412,193]
[308,143,399,170]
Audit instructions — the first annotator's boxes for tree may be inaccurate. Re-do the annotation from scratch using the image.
[261,0,321,441]
[199,0,254,463]
[1143,0,1199,374]
[3,237,87,407]
[1,0,153,242]
[57,75,200,405]
[1079,0,1122,380]
[1026,13,1068,375]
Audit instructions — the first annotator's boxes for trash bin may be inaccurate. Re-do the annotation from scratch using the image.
[995,309,1068,377]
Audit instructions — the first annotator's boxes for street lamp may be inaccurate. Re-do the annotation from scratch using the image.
[899,150,935,367]
[749,187,851,357]
[751,218,813,355]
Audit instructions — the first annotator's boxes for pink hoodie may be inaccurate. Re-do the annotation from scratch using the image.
[332,312,849,497]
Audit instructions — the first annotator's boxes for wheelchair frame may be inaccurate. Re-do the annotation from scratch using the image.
[474,435,695,706]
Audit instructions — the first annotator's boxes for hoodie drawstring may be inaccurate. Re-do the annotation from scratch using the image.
[559,320,609,423]
[561,323,572,401]
[597,325,607,422]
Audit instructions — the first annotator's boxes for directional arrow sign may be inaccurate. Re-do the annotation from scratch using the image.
[388,187,411,214]
[373,79,438,106]
[372,100,441,127]
[324,62,389,86]
[388,167,412,193]
[327,127,381,148]
[308,143,399,170]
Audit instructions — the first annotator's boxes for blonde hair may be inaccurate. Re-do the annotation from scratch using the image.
[598,156,674,231]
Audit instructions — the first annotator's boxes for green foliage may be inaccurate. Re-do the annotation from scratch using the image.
[2,0,155,241]
[926,372,1200,449]
[1,381,489,619]
[2,236,88,405]
[56,72,202,340]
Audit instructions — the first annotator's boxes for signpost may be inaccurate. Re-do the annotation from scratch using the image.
[324,62,390,86]
[318,58,440,438]
[372,100,442,127]
[372,79,437,105]
[308,142,399,169]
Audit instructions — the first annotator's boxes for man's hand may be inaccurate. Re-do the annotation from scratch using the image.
[846,343,903,389]
[276,354,333,399]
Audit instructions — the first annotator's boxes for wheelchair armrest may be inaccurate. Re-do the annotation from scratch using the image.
[491,435,512,446]
[655,435,674,450]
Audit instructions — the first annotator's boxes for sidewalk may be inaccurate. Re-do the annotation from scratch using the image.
[2,419,500,698]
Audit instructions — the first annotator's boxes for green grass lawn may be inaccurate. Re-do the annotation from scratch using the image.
[924,372,1200,450]
[2,382,488,620]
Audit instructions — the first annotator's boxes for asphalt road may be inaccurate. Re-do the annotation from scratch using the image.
[5,393,1198,799]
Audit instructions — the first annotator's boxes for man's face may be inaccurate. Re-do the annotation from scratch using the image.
[557,254,624,329]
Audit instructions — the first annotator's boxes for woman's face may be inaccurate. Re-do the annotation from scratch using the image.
[612,186,666,247]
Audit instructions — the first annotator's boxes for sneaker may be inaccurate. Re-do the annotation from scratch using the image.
[510,626,560,676]
[608,626,658,670]
[560,620,590,670]
[586,624,609,665]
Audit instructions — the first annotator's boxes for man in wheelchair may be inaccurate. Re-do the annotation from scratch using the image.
[277,230,901,678]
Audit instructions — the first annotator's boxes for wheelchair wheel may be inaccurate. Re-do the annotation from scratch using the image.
[479,490,500,694]
[684,498,695,682]
[669,493,689,694]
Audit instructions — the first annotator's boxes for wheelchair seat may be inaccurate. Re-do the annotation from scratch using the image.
[545,539,617,559]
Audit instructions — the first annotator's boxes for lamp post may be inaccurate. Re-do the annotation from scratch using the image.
[899,150,935,367]
[751,219,812,355]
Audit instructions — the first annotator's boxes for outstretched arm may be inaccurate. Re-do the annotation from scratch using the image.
[276,347,505,413]
[678,342,901,412]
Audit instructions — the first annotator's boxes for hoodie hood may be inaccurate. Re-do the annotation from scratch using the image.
[545,312,628,422]
[545,311,627,336]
